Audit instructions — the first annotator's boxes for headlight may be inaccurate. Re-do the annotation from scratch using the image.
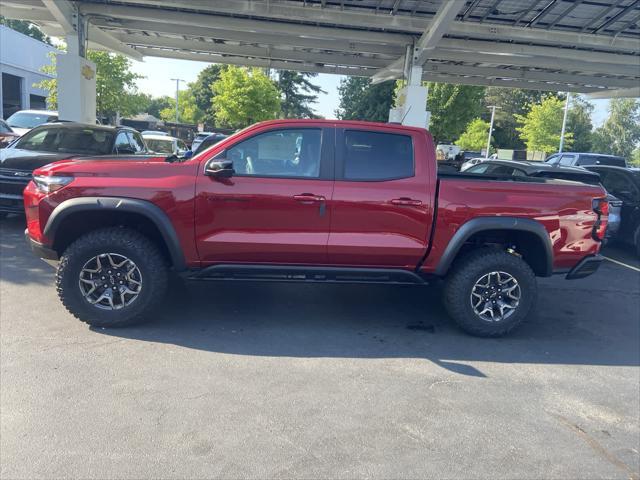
[32,174,74,194]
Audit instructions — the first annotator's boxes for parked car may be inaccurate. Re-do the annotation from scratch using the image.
[460,157,486,172]
[0,119,19,147]
[190,131,215,152]
[5,109,58,136]
[463,160,622,240]
[142,133,188,156]
[141,130,168,136]
[0,123,153,215]
[584,166,640,257]
[23,119,608,337]
[191,133,228,155]
[545,152,627,168]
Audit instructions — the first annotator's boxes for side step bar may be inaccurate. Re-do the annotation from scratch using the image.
[189,264,428,285]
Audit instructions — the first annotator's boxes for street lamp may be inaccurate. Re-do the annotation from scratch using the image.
[486,105,499,159]
[170,78,184,123]
[559,93,571,153]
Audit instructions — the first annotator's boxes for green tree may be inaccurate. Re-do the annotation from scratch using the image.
[0,16,51,45]
[159,87,204,124]
[483,88,550,149]
[631,147,640,167]
[336,77,395,122]
[190,65,225,125]
[36,50,144,120]
[591,98,640,159]
[566,95,594,152]
[426,83,485,143]
[213,66,281,128]
[516,96,572,154]
[276,71,325,118]
[145,96,173,119]
[456,118,491,152]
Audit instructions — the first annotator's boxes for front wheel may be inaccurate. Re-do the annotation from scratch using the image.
[443,248,537,337]
[56,227,168,327]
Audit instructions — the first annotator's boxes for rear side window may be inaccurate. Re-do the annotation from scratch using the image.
[578,155,626,167]
[342,130,413,181]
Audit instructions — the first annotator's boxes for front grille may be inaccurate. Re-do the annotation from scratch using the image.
[0,169,31,196]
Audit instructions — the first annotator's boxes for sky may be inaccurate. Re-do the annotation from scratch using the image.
[130,57,612,126]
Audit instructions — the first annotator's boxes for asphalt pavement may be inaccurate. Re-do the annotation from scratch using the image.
[1,214,639,479]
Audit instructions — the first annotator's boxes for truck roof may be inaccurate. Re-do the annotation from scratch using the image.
[249,118,429,134]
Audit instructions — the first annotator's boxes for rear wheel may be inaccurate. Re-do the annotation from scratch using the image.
[56,227,168,327]
[443,248,537,337]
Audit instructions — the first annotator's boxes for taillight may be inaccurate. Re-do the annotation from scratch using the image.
[592,197,609,242]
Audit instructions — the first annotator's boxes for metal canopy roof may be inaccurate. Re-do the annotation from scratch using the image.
[2,0,639,95]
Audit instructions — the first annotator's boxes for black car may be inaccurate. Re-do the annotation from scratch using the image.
[545,152,627,168]
[464,159,602,184]
[584,166,640,257]
[0,123,150,215]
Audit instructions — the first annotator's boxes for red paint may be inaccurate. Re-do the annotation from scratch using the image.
[24,119,606,274]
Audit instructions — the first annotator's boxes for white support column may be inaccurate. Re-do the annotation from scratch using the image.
[389,61,430,129]
[57,33,96,123]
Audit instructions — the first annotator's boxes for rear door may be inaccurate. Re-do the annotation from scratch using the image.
[194,125,334,265]
[328,127,434,268]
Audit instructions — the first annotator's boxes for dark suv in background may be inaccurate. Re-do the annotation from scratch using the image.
[545,152,627,168]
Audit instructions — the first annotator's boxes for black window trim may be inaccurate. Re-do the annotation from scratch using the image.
[209,126,334,181]
[335,128,415,182]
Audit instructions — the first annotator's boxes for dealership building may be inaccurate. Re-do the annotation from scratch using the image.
[0,25,57,119]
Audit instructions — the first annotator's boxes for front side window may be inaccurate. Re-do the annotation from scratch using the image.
[226,129,322,178]
[114,132,132,153]
[343,130,413,181]
[127,132,146,153]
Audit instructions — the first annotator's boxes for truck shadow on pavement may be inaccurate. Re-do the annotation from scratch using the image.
[93,264,640,377]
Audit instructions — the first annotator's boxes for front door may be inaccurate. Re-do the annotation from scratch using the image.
[328,127,434,268]
[195,126,334,265]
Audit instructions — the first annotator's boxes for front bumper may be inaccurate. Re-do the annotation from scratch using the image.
[25,229,58,261]
[566,254,603,280]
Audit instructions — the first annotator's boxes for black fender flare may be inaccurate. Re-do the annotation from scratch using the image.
[43,196,187,271]
[434,217,553,277]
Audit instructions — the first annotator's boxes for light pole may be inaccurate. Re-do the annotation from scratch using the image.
[170,78,184,123]
[486,105,498,158]
[559,92,570,153]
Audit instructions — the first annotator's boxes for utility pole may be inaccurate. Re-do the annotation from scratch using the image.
[170,78,184,123]
[486,105,498,158]
[559,92,570,153]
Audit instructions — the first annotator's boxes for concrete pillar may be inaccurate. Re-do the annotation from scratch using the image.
[388,63,431,129]
[56,34,96,123]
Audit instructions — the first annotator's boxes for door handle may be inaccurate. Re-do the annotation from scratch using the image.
[390,197,422,206]
[293,193,325,203]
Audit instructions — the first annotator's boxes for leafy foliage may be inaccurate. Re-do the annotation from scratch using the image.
[456,118,491,152]
[425,83,485,143]
[515,96,572,154]
[190,65,225,125]
[0,16,51,45]
[212,67,281,129]
[591,98,640,159]
[336,77,395,122]
[565,95,594,152]
[483,88,550,149]
[276,71,325,118]
[145,96,173,119]
[159,88,204,124]
[631,147,640,167]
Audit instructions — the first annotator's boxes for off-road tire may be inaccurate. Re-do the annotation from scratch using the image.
[443,248,537,337]
[56,227,168,327]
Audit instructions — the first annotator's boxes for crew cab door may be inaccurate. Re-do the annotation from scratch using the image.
[328,127,435,268]
[194,126,334,264]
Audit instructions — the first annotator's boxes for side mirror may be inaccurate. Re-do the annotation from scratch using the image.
[205,159,234,178]
[182,150,193,159]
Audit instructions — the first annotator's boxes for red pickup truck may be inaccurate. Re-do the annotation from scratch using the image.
[23,119,608,336]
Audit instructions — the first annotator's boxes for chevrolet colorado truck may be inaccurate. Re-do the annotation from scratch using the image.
[23,120,608,336]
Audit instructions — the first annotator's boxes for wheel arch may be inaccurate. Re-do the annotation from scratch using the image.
[434,217,553,277]
[44,197,187,271]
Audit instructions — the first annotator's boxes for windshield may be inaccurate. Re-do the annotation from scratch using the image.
[0,120,13,134]
[6,112,57,129]
[15,126,115,155]
[145,138,174,153]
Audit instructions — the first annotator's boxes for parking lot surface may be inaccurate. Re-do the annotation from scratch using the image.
[1,215,639,479]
